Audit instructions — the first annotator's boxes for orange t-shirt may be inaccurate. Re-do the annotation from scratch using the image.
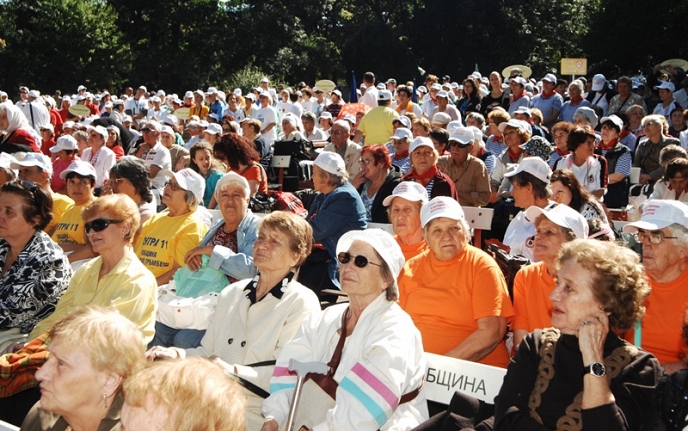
[624,266,688,364]
[395,236,428,263]
[398,245,514,367]
[512,261,555,333]
[233,163,268,195]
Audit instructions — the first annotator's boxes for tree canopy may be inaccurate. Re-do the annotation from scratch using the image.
[0,0,684,97]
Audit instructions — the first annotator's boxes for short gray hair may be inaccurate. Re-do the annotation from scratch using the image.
[667,223,688,247]
[333,119,351,134]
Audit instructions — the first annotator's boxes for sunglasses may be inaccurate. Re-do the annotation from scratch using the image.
[337,252,382,268]
[141,127,156,133]
[85,218,123,233]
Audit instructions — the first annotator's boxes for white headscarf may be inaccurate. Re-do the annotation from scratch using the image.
[0,101,31,133]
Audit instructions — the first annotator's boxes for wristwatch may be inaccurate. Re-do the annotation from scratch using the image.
[583,362,606,377]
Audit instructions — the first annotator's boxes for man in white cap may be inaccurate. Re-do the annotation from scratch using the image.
[125,85,149,124]
[11,152,74,235]
[622,200,688,373]
[359,71,379,108]
[529,73,563,128]
[298,151,366,297]
[653,81,680,121]
[585,74,612,116]
[437,127,490,206]
[355,90,399,146]
[136,121,172,202]
[323,120,361,177]
[255,92,278,146]
[20,90,51,133]
[382,181,428,261]
[398,196,514,367]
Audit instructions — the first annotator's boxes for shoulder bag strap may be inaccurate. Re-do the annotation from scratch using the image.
[327,307,349,372]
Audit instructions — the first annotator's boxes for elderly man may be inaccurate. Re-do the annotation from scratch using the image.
[125,85,149,124]
[355,90,399,145]
[653,81,681,121]
[623,200,688,374]
[323,120,361,177]
[437,127,491,207]
[301,111,327,142]
[383,181,429,261]
[136,121,171,203]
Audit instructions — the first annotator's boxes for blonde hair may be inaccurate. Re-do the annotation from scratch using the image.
[123,357,246,431]
[49,306,145,389]
[81,194,141,242]
[259,211,313,267]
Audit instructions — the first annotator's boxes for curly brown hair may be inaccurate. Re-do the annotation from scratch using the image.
[556,239,651,331]
[213,132,260,171]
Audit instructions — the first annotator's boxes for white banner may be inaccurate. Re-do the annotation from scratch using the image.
[423,353,507,404]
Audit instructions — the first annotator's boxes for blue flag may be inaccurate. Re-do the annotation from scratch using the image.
[412,78,418,103]
[350,71,358,103]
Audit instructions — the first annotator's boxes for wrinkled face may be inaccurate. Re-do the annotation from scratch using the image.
[0,192,35,240]
[511,180,534,209]
[160,132,174,148]
[142,125,159,145]
[553,130,569,152]
[643,120,662,140]
[389,198,422,238]
[330,124,348,148]
[358,151,383,180]
[502,126,522,148]
[449,142,470,165]
[312,165,329,192]
[425,217,467,262]
[302,118,315,132]
[252,226,299,273]
[617,81,630,97]
[533,218,569,263]
[161,178,188,210]
[637,227,687,279]
[549,259,601,335]
[392,138,409,155]
[600,123,619,143]
[85,211,127,253]
[339,240,388,298]
[281,120,294,136]
[18,165,45,184]
[410,146,435,174]
[669,173,688,192]
[217,184,249,225]
[88,130,105,148]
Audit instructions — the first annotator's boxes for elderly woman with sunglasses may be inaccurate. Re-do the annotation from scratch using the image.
[0,180,71,337]
[262,229,428,431]
[135,168,209,286]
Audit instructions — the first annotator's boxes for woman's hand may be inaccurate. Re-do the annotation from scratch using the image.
[184,246,214,271]
[100,180,114,196]
[639,173,652,185]
[350,170,367,189]
[577,309,609,366]
[146,345,181,361]
[260,419,279,431]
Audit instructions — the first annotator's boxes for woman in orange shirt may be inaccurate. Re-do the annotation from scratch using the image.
[213,133,268,196]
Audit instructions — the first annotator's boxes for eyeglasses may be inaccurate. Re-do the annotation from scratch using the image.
[141,128,156,133]
[337,252,382,268]
[632,230,678,245]
[85,218,123,233]
[164,182,183,191]
[357,158,374,166]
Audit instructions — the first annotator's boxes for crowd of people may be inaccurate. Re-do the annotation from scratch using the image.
[0,64,687,430]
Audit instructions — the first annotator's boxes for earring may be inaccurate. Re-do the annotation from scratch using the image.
[103,392,108,409]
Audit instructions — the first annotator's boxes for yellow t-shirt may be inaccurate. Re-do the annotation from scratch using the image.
[357,106,399,145]
[45,192,74,234]
[29,249,158,343]
[135,209,208,278]
[50,199,94,245]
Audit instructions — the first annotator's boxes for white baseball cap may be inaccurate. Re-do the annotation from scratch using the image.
[420,196,465,228]
[11,153,53,176]
[205,123,223,135]
[390,128,413,141]
[448,127,474,146]
[378,90,393,101]
[542,73,557,84]
[654,81,676,92]
[87,125,108,141]
[591,74,606,92]
[432,112,451,126]
[314,151,346,176]
[525,203,588,239]
[623,200,688,233]
[60,160,97,180]
[392,116,411,129]
[514,106,532,117]
[50,135,79,153]
[504,157,552,184]
[336,229,405,292]
[163,168,205,203]
[498,118,532,136]
[600,115,623,131]
[409,137,434,154]
[206,87,218,95]
[383,181,429,207]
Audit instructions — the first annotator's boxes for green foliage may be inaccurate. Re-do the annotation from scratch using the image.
[226,66,270,95]
[0,0,130,98]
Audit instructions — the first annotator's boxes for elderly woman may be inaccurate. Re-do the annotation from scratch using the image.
[49,135,80,194]
[553,125,607,199]
[51,161,98,261]
[0,102,40,153]
[485,108,510,156]
[548,121,574,168]
[213,132,268,197]
[512,203,589,347]
[401,137,459,200]
[502,158,554,262]
[160,125,189,172]
[388,127,413,174]
[189,141,223,208]
[650,157,688,203]
[121,358,246,431]
[19,307,146,430]
[622,200,688,374]
[278,114,306,141]
[634,114,681,185]
[490,119,530,193]
[399,197,513,367]
[597,115,632,209]
[105,125,124,161]
[103,156,157,225]
[147,211,320,429]
[507,77,530,115]
[351,144,402,223]
[262,229,428,430]
[494,240,661,430]
[384,181,429,261]
[72,130,89,156]
[299,152,366,298]
[626,104,647,137]
[558,79,590,123]
[0,180,71,335]
[135,168,209,285]
[150,172,260,348]
[82,125,116,189]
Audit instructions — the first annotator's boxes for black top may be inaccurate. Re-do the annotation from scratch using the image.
[356,167,402,224]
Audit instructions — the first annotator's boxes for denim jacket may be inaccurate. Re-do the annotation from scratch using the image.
[205,211,259,280]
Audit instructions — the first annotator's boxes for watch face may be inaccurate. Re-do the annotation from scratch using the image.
[591,362,606,376]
